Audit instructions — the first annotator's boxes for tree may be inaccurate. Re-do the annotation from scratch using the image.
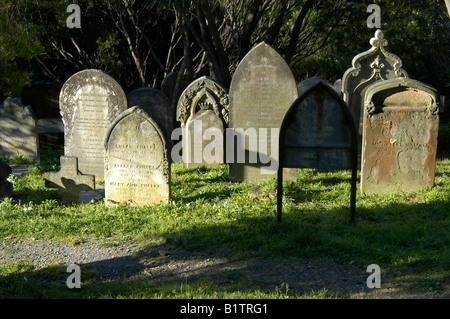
[0,5,42,96]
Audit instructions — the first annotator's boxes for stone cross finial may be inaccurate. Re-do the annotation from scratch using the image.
[44,156,95,203]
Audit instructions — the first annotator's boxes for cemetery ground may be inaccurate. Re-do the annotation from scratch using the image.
[0,124,448,299]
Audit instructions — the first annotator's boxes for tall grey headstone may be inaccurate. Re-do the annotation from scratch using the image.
[361,78,440,194]
[176,76,229,167]
[59,69,128,180]
[229,42,298,182]
[127,87,173,148]
[0,98,39,162]
[104,106,170,206]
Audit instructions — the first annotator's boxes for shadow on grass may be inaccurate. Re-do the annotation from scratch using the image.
[0,241,369,299]
[0,190,448,299]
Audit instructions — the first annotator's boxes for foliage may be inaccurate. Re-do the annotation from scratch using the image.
[1,0,448,98]
[293,0,450,96]
[0,9,42,96]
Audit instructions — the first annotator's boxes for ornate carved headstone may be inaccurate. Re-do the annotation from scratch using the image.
[127,87,173,148]
[0,98,39,162]
[59,69,128,180]
[341,29,408,155]
[277,79,357,223]
[104,107,170,206]
[176,76,229,167]
[44,156,95,203]
[229,42,298,182]
[361,78,439,194]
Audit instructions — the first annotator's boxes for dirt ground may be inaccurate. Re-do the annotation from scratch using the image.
[1,237,448,299]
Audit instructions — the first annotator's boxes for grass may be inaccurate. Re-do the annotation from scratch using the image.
[0,123,449,299]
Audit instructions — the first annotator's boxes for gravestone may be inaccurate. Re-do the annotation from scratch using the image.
[277,79,358,223]
[44,156,95,203]
[0,98,39,162]
[104,106,170,206]
[59,69,128,180]
[127,87,173,148]
[297,77,336,96]
[229,42,298,182]
[361,78,440,194]
[341,29,408,157]
[176,76,229,167]
[0,160,13,198]
[161,72,177,102]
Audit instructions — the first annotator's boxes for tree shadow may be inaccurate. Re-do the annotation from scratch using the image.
[1,191,448,299]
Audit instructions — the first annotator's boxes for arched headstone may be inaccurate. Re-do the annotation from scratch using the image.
[59,69,128,180]
[361,78,439,194]
[104,107,170,206]
[277,78,358,223]
[127,87,173,149]
[176,76,228,167]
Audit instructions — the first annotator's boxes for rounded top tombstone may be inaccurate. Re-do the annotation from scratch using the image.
[59,69,128,180]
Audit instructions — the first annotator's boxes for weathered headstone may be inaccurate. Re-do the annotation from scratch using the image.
[0,160,13,198]
[127,87,173,148]
[229,42,298,182]
[44,156,95,203]
[277,79,358,223]
[361,78,440,194]
[104,106,170,206]
[160,72,178,102]
[341,29,408,156]
[176,76,229,167]
[0,98,39,162]
[59,69,128,180]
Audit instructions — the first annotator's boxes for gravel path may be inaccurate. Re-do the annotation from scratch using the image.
[0,237,447,298]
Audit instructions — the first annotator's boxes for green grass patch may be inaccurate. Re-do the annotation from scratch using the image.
[0,122,449,298]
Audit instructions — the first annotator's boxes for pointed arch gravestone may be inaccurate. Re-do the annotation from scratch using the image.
[277,78,358,223]
[127,87,173,149]
[361,78,439,194]
[104,106,170,206]
[341,29,408,160]
[176,76,229,167]
[229,42,298,182]
[59,69,128,180]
